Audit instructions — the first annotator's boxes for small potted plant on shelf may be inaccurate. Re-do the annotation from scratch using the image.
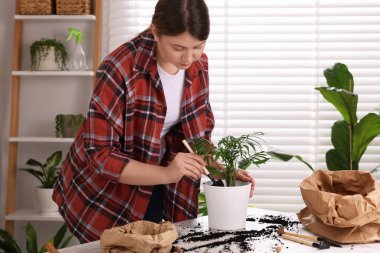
[30,38,67,71]
[55,114,85,138]
[190,133,270,230]
[0,222,72,253]
[20,151,63,214]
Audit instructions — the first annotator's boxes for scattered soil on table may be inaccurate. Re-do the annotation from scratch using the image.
[174,214,300,252]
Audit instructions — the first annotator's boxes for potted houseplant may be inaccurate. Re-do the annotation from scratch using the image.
[20,151,62,214]
[31,38,67,71]
[271,63,380,172]
[55,114,85,138]
[0,222,72,253]
[191,133,270,230]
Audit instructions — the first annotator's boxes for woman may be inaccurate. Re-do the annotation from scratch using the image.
[53,0,254,243]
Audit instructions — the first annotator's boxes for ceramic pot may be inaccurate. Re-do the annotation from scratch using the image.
[203,180,251,230]
[35,187,58,214]
[36,47,60,71]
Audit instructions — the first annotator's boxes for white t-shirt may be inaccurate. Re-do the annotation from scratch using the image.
[157,63,185,160]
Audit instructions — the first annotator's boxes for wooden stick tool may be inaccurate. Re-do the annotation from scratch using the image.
[277,227,341,248]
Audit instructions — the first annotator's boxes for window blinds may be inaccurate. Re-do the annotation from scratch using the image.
[103,0,380,212]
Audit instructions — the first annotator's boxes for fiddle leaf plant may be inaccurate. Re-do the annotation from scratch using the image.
[0,222,72,253]
[191,133,270,187]
[317,63,380,171]
[20,151,63,188]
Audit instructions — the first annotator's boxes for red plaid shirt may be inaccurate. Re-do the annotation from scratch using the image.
[53,29,214,243]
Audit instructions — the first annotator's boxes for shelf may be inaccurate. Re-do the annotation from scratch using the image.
[6,209,63,221]
[9,137,74,143]
[12,70,94,76]
[15,15,96,21]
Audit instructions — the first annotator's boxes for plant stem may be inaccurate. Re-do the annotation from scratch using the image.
[349,123,353,170]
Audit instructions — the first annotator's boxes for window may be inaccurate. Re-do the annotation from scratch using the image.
[103,0,380,212]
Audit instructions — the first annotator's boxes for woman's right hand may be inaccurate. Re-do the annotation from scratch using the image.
[165,152,206,183]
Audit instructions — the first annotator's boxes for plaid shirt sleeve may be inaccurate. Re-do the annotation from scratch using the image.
[84,58,131,182]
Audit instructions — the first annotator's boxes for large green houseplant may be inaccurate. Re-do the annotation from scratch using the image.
[272,63,380,172]
[0,222,72,253]
[317,63,380,171]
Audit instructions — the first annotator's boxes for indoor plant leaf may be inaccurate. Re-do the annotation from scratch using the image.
[330,120,350,168]
[26,159,43,167]
[352,113,380,162]
[58,235,73,249]
[19,169,45,186]
[198,192,208,216]
[326,149,350,171]
[315,87,358,125]
[25,222,38,253]
[46,151,62,168]
[0,229,22,253]
[52,224,67,248]
[323,62,354,92]
[267,151,314,171]
[0,241,20,253]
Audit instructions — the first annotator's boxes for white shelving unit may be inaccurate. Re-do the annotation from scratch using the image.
[5,209,63,221]
[9,137,75,143]
[15,15,96,21]
[12,70,94,76]
[5,0,102,236]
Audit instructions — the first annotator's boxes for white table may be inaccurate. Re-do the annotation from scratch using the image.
[59,208,380,253]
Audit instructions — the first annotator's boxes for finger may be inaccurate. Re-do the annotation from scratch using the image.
[184,164,202,180]
[185,153,207,166]
[184,158,205,176]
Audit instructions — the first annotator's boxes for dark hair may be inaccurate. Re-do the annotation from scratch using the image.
[152,0,210,40]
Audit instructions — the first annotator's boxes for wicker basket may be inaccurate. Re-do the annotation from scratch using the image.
[56,0,92,15]
[20,0,53,15]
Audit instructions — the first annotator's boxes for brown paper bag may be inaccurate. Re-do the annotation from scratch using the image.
[100,220,178,253]
[298,170,380,243]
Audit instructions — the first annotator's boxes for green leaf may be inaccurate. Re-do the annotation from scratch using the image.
[53,224,67,248]
[316,87,358,125]
[0,229,22,253]
[326,149,349,171]
[330,120,350,165]
[268,151,314,171]
[47,151,62,167]
[323,63,354,92]
[38,244,47,253]
[19,169,45,186]
[206,166,224,177]
[198,192,208,216]
[26,159,43,167]
[352,113,380,162]
[25,222,38,253]
[58,235,73,249]
[0,241,20,253]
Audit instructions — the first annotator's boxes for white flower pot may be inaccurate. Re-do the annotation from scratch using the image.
[36,47,60,71]
[35,187,58,215]
[203,180,251,230]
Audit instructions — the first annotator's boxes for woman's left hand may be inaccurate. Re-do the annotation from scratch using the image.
[236,169,255,198]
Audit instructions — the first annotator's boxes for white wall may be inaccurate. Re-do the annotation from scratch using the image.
[0,0,14,230]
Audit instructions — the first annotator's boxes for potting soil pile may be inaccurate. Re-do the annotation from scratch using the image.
[298,170,380,244]
[174,210,301,252]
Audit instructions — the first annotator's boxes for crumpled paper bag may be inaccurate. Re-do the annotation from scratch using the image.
[100,220,178,253]
[298,170,380,243]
